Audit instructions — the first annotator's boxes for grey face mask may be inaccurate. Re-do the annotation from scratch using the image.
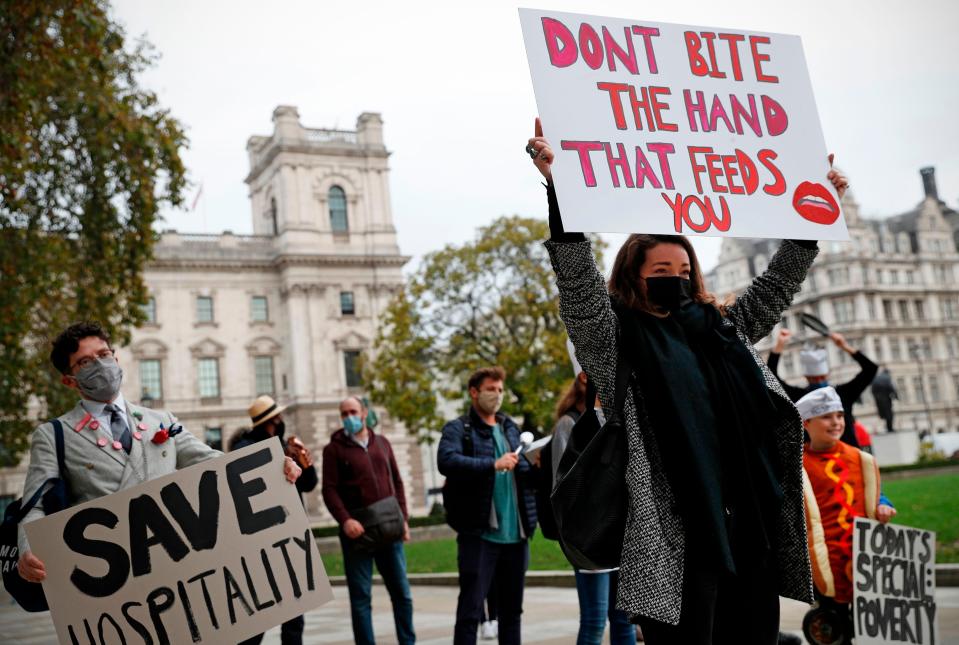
[74,356,124,402]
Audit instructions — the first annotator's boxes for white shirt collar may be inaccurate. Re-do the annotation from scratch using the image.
[80,391,127,417]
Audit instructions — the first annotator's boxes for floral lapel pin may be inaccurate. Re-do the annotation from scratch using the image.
[151,423,184,445]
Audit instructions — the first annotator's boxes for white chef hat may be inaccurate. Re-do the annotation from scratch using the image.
[800,346,829,376]
[796,386,843,421]
[566,339,582,376]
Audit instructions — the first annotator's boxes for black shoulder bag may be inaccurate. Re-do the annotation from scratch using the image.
[349,440,406,554]
[1,419,70,612]
[551,357,631,570]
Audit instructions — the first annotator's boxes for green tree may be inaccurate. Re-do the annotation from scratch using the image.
[365,215,605,441]
[0,1,188,463]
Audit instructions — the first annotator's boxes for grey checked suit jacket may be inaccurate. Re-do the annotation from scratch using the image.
[18,400,221,554]
[546,239,818,625]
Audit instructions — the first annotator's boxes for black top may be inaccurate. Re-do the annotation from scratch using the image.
[766,350,878,447]
[233,428,319,495]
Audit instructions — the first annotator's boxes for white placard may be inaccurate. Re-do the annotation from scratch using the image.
[519,8,848,240]
[26,440,333,644]
[853,518,938,644]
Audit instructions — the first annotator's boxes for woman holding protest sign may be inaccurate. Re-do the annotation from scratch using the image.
[527,118,848,644]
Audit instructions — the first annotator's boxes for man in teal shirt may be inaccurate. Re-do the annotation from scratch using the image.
[438,367,539,645]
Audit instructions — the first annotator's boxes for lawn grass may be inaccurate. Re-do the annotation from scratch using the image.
[883,472,959,563]
[319,533,571,577]
[318,472,959,576]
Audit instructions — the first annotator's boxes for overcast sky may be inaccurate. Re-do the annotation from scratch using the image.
[113,0,958,272]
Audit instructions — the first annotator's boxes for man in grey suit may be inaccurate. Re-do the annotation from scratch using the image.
[16,321,302,584]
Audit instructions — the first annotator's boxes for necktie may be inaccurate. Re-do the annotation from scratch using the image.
[103,404,132,454]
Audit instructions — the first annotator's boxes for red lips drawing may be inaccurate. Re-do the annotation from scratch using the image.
[792,181,840,225]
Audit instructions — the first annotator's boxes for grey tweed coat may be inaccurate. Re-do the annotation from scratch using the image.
[546,238,818,625]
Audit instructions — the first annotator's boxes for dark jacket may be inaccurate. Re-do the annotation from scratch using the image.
[321,428,408,525]
[767,350,878,447]
[437,407,538,538]
[233,428,319,495]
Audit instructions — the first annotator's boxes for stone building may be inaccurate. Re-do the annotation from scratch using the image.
[707,167,959,447]
[0,107,425,523]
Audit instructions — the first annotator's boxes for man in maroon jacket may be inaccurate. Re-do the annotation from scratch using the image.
[321,396,415,645]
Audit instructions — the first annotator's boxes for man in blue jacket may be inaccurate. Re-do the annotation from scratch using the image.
[438,366,538,645]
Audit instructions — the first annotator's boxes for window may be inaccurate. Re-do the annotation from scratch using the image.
[890,337,902,362]
[876,269,884,285]
[929,376,941,402]
[827,267,849,286]
[912,376,924,402]
[340,291,355,316]
[198,358,220,398]
[920,338,933,359]
[891,270,899,285]
[197,296,214,323]
[882,300,894,321]
[142,297,157,324]
[329,186,348,232]
[948,336,959,359]
[872,338,883,362]
[943,297,959,320]
[896,377,909,403]
[270,197,278,235]
[344,350,362,388]
[906,270,915,285]
[251,296,269,322]
[914,299,925,321]
[254,356,275,396]
[898,300,910,321]
[867,298,876,320]
[833,299,856,324]
[205,427,223,451]
[954,374,959,399]
[139,359,162,401]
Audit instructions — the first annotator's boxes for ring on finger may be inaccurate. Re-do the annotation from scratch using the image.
[525,144,538,159]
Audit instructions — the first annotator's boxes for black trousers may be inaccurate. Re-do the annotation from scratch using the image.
[453,535,529,645]
[636,559,780,645]
[237,614,305,645]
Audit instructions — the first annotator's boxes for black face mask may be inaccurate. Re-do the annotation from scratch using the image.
[644,276,693,312]
[271,420,286,441]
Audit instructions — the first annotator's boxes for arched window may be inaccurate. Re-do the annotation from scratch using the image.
[329,186,348,232]
[269,197,278,235]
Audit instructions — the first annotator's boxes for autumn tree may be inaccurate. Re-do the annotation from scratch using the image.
[0,1,188,463]
[364,215,604,442]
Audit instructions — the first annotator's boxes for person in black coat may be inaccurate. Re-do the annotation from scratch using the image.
[236,395,318,645]
[438,366,538,645]
[767,328,878,447]
[871,367,899,433]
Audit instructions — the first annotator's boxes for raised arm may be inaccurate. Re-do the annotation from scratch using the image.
[530,118,621,412]
[722,156,848,343]
[725,240,819,344]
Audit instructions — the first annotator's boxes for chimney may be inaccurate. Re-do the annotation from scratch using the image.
[920,166,938,201]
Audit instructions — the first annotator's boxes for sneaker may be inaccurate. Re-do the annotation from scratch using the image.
[480,619,499,640]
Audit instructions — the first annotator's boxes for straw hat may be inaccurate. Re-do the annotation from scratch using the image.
[248,395,288,428]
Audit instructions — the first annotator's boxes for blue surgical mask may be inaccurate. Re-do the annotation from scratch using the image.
[343,415,364,435]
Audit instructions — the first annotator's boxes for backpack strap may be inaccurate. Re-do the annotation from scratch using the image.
[611,356,632,419]
[16,419,67,522]
[51,419,66,477]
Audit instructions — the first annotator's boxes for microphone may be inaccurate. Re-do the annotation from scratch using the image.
[514,431,534,455]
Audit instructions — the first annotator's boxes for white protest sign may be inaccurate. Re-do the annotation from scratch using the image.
[519,8,848,240]
[25,440,333,644]
[853,518,938,644]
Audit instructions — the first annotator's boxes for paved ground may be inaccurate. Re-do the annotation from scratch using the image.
[3,585,959,644]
